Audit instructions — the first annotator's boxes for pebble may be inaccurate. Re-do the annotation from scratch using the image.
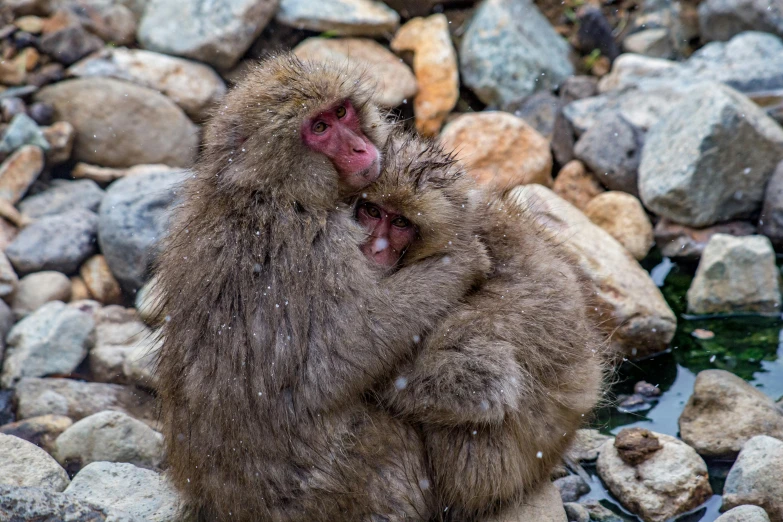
[0,414,73,453]
[0,144,44,204]
[90,306,149,383]
[0,113,49,155]
[19,179,104,219]
[5,208,98,275]
[73,2,137,45]
[293,37,416,108]
[39,25,103,66]
[64,461,180,521]
[35,78,199,168]
[79,255,121,305]
[596,432,712,522]
[277,0,399,37]
[14,15,44,34]
[0,432,69,491]
[553,160,605,211]
[559,76,599,103]
[138,0,277,70]
[68,48,227,121]
[11,271,72,319]
[565,429,611,462]
[655,218,756,259]
[623,28,675,59]
[716,505,772,522]
[553,474,591,503]
[699,0,783,42]
[0,484,108,520]
[575,6,621,60]
[440,111,553,192]
[1,97,26,122]
[506,185,677,359]
[1,301,94,387]
[722,435,783,520]
[563,502,590,522]
[390,14,458,136]
[679,370,783,458]
[98,168,186,292]
[459,0,573,107]
[69,275,91,302]
[484,481,567,522]
[687,234,781,315]
[639,83,783,228]
[41,120,75,165]
[583,191,654,261]
[54,410,164,472]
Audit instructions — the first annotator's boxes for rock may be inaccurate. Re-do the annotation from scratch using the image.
[39,25,104,66]
[440,111,553,192]
[575,6,621,60]
[553,160,604,211]
[722,436,783,521]
[98,168,186,292]
[27,62,66,88]
[583,192,654,260]
[0,414,73,453]
[655,218,756,258]
[35,78,198,168]
[54,411,164,471]
[614,427,662,466]
[559,76,599,103]
[0,145,44,203]
[138,0,277,70]
[623,28,675,59]
[563,502,590,522]
[80,255,121,305]
[699,0,783,43]
[573,112,643,196]
[679,370,783,458]
[15,15,45,33]
[90,306,150,383]
[64,461,179,521]
[122,336,160,390]
[0,113,49,155]
[459,0,573,107]
[68,48,227,121]
[0,389,13,425]
[554,474,590,502]
[639,83,783,227]
[67,2,138,45]
[277,0,398,37]
[5,208,98,275]
[504,91,561,139]
[485,481,567,522]
[11,271,72,318]
[41,120,75,165]
[0,252,19,299]
[506,185,676,358]
[0,484,108,521]
[0,299,14,360]
[566,429,611,462]
[716,505,772,522]
[597,432,712,522]
[293,37,416,108]
[687,234,781,314]
[1,301,94,387]
[28,102,54,126]
[760,161,783,249]
[70,275,91,301]
[72,162,179,184]
[390,14,457,136]
[19,179,104,218]
[579,500,626,522]
[0,433,69,491]
[1,97,26,122]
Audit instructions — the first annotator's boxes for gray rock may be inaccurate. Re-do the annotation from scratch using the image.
[565,429,611,462]
[554,474,590,502]
[5,208,99,275]
[0,433,70,491]
[716,505,771,522]
[19,179,104,219]
[277,0,398,37]
[0,299,14,364]
[0,485,108,521]
[138,0,278,70]
[54,411,164,471]
[722,435,783,520]
[623,28,675,58]
[11,271,72,318]
[639,83,783,227]
[98,169,186,293]
[39,26,104,66]
[559,76,598,103]
[575,6,621,60]
[596,433,712,522]
[579,500,626,522]
[34,78,198,168]
[686,235,781,314]
[679,370,783,458]
[0,113,49,155]
[65,462,179,522]
[90,306,151,384]
[760,160,783,249]
[1,301,94,387]
[14,377,156,427]
[460,0,574,107]
[574,112,644,196]
[699,0,783,43]
[563,502,590,522]
[655,218,757,259]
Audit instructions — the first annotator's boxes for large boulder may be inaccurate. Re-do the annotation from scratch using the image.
[0,433,69,491]
[722,435,783,521]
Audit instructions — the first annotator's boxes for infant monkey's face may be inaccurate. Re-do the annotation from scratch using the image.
[356,201,416,268]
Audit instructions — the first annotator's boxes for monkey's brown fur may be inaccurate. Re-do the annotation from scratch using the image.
[153,55,489,522]
[365,134,605,521]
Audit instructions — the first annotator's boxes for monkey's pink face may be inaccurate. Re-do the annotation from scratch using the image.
[301,100,380,190]
[356,201,417,267]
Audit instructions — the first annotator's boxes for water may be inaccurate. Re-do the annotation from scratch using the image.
[584,251,783,521]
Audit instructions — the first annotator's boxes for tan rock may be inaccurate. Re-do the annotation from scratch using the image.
[0,219,19,251]
[70,275,91,302]
[80,255,122,305]
[90,306,151,384]
[441,112,553,192]
[42,121,75,165]
[553,160,604,211]
[293,37,416,108]
[584,191,654,260]
[0,59,26,86]
[506,185,676,358]
[15,15,45,34]
[72,162,178,184]
[0,145,44,204]
[0,414,73,453]
[391,14,458,136]
[16,47,40,72]
[11,270,72,319]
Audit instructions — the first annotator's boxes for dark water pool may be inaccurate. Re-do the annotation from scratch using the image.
[582,251,783,521]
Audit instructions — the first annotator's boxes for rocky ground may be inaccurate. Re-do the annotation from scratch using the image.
[0,0,782,520]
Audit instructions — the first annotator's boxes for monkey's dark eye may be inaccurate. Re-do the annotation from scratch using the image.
[335,106,347,118]
[312,121,328,134]
[363,204,381,219]
[392,217,411,229]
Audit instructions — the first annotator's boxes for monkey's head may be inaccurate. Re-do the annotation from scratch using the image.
[356,133,484,268]
[200,54,388,207]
